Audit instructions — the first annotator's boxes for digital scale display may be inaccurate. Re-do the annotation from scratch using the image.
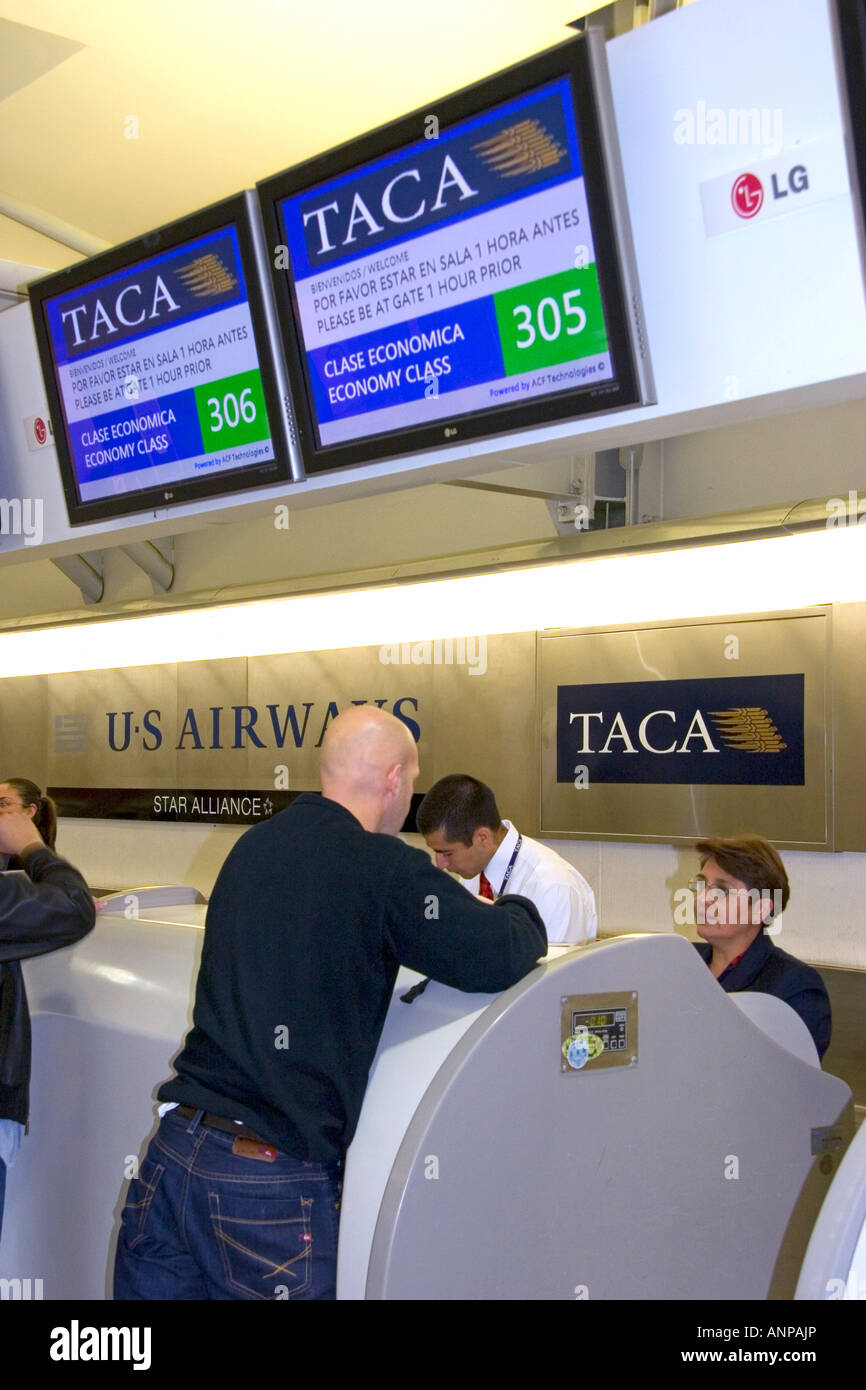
[570,1008,628,1052]
[560,992,637,1072]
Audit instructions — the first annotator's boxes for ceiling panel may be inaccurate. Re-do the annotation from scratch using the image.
[0,16,82,102]
[0,0,597,266]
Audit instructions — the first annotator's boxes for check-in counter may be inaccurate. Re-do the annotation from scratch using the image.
[338,935,851,1300]
[796,1109,866,1301]
[1,889,206,1300]
[0,907,853,1300]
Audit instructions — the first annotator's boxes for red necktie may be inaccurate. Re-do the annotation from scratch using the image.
[479,872,495,901]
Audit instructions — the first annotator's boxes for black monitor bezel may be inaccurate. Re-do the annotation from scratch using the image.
[29,191,293,527]
[836,1,866,248]
[257,35,645,477]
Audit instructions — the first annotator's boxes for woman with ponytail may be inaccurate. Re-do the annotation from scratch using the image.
[0,779,57,867]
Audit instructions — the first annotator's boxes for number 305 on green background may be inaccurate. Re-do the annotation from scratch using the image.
[495,266,608,375]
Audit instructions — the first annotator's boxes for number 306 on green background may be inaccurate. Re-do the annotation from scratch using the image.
[195,368,270,452]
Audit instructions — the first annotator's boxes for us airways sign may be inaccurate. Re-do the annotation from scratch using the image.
[556,675,804,786]
[103,696,420,752]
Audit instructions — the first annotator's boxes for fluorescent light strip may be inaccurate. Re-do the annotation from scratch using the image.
[2,525,865,678]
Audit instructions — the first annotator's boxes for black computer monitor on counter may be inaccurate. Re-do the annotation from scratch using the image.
[257,32,654,477]
[29,191,299,527]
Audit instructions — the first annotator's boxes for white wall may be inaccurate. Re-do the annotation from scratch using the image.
[57,816,866,971]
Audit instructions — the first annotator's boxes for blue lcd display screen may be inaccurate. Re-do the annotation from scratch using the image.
[30,194,291,524]
[258,37,650,474]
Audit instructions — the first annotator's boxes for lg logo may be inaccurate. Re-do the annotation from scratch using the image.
[731,172,763,218]
[731,164,809,219]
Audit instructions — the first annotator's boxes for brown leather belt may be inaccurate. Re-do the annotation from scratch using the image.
[176,1105,269,1145]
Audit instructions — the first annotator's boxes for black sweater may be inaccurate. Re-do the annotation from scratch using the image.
[160,794,547,1160]
[0,845,96,1123]
[695,932,831,1059]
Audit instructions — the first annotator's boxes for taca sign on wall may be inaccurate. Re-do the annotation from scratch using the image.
[0,616,849,847]
[556,674,805,786]
[539,614,828,848]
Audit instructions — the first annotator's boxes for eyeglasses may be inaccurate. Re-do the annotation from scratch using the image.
[688,876,742,899]
[0,797,25,811]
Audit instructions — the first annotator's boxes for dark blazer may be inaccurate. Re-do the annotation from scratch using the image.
[0,846,95,1123]
[695,932,831,1059]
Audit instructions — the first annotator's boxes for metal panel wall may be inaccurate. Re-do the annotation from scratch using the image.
[539,611,831,847]
[3,605,863,849]
[0,635,537,834]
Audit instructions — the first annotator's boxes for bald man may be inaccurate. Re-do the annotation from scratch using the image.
[114,707,545,1301]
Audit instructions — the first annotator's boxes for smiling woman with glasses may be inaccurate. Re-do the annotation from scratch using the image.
[690,835,831,1060]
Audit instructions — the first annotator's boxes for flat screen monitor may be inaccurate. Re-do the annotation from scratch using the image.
[258,32,654,476]
[836,1,866,251]
[29,191,300,526]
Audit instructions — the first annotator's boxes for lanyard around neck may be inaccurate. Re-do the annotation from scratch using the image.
[496,835,523,896]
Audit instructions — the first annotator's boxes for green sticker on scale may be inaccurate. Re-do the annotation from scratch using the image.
[562,1029,605,1069]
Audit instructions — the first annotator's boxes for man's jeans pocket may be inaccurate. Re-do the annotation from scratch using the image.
[209,1189,314,1299]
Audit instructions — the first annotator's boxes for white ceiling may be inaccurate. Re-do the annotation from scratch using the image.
[0,0,618,273]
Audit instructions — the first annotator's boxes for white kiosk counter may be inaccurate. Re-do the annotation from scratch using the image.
[0,904,853,1301]
[796,1106,866,1301]
[340,935,851,1300]
[1,892,206,1301]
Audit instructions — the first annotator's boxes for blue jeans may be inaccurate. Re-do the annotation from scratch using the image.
[113,1107,342,1300]
[0,1118,23,1247]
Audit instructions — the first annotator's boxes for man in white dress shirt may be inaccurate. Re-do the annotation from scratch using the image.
[417,774,597,945]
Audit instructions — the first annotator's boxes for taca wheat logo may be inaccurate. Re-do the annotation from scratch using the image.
[473,120,565,177]
[175,252,237,298]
